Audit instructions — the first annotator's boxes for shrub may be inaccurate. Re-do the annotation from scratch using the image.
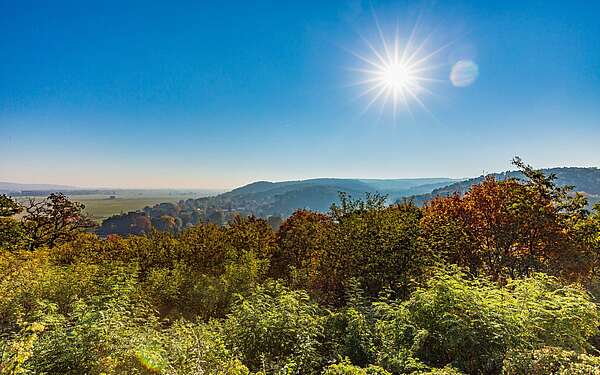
[223,281,325,374]
[323,359,391,375]
[143,251,268,319]
[404,269,599,373]
[502,346,600,374]
[160,320,250,375]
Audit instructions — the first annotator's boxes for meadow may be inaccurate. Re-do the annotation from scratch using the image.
[17,190,220,222]
[75,195,194,222]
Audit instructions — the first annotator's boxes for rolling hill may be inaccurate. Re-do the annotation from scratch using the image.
[0,182,79,193]
[217,177,459,216]
[410,167,600,206]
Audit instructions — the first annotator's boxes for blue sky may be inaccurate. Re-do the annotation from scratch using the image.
[1,0,599,189]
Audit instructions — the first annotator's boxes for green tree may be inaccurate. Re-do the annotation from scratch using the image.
[0,195,25,250]
[22,193,96,250]
[318,194,426,303]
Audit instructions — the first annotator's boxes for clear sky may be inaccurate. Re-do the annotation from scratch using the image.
[1,0,599,189]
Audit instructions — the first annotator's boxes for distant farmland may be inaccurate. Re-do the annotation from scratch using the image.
[16,190,220,222]
[75,195,192,222]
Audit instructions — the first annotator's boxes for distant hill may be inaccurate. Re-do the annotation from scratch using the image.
[0,182,79,193]
[96,177,460,235]
[217,177,459,217]
[411,167,600,206]
[94,168,600,236]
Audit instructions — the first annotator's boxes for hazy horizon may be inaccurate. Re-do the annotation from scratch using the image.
[3,161,600,191]
[1,1,599,189]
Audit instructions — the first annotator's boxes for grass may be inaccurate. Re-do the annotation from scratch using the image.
[16,191,212,223]
[76,195,195,222]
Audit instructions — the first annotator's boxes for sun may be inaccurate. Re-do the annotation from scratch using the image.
[381,62,416,92]
[349,19,445,118]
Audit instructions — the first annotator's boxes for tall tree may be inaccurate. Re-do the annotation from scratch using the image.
[23,193,95,250]
[421,158,591,280]
[0,195,25,250]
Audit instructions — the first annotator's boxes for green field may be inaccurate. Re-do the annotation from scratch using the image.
[16,190,219,222]
[74,195,195,222]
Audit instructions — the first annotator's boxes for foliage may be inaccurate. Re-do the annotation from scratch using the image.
[323,358,392,375]
[223,281,325,374]
[421,159,591,281]
[21,193,96,250]
[403,269,598,373]
[326,197,426,300]
[0,164,599,373]
[274,194,427,305]
[502,347,600,374]
[0,195,25,251]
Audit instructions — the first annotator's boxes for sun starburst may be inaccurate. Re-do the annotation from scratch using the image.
[349,18,445,119]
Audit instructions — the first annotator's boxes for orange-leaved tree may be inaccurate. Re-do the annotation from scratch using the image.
[421,158,591,281]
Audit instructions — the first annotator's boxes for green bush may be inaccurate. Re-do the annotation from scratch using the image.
[502,346,600,374]
[223,281,325,374]
[404,269,599,373]
[10,267,160,374]
[0,249,139,326]
[327,269,600,374]
[143,251,268,319]
[323,359,391,374]
[160,320,250,375]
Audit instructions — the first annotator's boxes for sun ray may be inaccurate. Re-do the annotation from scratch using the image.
[362,83,389,114]
[359,35,390,68]
[371,6,393,63]
[406,39,454,69]
[349,18,443,118]
[344,47,387,71]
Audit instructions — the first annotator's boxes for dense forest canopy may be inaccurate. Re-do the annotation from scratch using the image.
[92,166,600,237]
[1,159,600,374]
[412,166,600,206]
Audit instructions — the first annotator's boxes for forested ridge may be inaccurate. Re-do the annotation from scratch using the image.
[95,167,600,237]
[94,178,458,236]
[1,159,600,374]
[412,166,600,206]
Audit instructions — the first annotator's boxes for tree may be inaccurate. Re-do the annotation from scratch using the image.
[319,194,426,303]
[225,215,276,260]
[0,195,25,250]
[272,210,334,287]
[0,195,22,217]
[421,158,591,280]
[22,193,96,250]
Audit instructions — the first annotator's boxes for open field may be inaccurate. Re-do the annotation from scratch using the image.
[16,189,221,222]
[75,195,194,222]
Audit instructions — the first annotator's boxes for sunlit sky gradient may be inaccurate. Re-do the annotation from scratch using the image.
[1,0,599,189]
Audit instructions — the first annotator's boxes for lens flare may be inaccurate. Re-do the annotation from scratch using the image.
[450,59,479,87]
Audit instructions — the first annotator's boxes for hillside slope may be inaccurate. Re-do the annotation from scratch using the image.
[411,167,600,206]
[0,182,79,193]
[218,177,458,216]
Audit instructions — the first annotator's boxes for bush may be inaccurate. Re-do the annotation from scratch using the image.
[160,320,250,375]
[223,281,325,374]
[404,269,599,373]
[319,269,600,374]
[17,267,160,374]
[0,249,138,326]
[143,251,268,319]
[323,359,391,375]
[502,346,600,374]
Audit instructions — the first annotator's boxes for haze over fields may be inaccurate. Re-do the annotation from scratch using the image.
[1,1,599,189]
